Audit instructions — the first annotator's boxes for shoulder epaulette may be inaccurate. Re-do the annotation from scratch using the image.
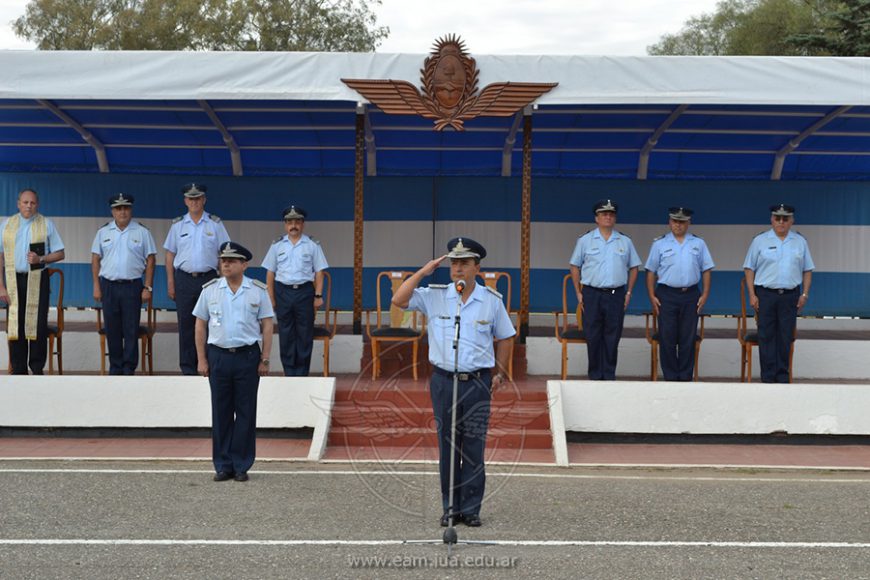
[202,278,219,288]
[579,228,593,238]
[617,230,631,238]
[272,236,284,244]
[653,233,665,241]
[753,230,767,238]
[172,215,184,224]
[209,214,222,223]
[793,230,806,239]
[428,283,449,289]
[310,238,321,245]
[252,279,268,290]
[138,221,149,230]
[485,286,503,299]
[691,232,703,239]
[100,221,111,228]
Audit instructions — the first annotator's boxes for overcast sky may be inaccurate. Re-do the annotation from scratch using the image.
[0,0,721,54]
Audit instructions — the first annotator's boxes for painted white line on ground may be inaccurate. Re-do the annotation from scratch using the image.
[0,539,868,549]
[0,468,868,484]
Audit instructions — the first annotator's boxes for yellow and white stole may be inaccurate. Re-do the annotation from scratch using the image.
[3,214,46,340]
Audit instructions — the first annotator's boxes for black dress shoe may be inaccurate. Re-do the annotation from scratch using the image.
[440,512,462,527]
[213,471,234,482]
[463,514,482,527]
[234,472,249,482]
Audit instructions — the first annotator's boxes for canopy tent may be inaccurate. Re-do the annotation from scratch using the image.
[0,51,868,324]
[1,51,869,179]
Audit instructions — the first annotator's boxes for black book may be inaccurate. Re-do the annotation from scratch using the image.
[29,242,45,271]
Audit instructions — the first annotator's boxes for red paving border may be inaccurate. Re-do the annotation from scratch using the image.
[1,437,868,469]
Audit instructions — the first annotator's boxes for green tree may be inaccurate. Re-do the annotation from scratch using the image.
[13,0,389,51]
[647,0,829,56]
[789,0,870,56]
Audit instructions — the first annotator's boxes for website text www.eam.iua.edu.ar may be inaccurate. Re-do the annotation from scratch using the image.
[348,554,519,569]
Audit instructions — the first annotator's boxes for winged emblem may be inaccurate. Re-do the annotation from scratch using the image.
[342,34,558,131]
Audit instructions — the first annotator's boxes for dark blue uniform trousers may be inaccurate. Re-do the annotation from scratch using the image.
[8,272,49,375]
[100,277,143,375]
[756,286,799,383]
[582,285,627,380]
[175,269,217,375]
[275,281,315,376]
[429,369,491,518]
[655,285,700,381]
[207,343,261,474]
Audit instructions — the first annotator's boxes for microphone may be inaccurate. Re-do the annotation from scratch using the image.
[454,279,466,294]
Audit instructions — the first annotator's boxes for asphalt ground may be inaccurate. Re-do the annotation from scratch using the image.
[0,461,868,579]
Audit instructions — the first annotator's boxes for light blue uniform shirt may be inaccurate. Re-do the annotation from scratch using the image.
[743,229,815,289]
[162,211,230,273]
[261,234,329,285]
[193,276,275,348]
[91,220,157,280]
[645,232,715,288]
[408,282,516,372]
[0,214,65,273]
[569,228,642,288]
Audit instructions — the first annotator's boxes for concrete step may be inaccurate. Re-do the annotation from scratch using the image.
[331,400,552,431]
[327,427,553,449]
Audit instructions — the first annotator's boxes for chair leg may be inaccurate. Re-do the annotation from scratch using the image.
[48,336,55,375]
[147,338,154,375]
[412,339,419,380]
[57,336,63,375]
[746,346,753,383]
[561,342,568,380]
[789,342,795,383]
[99,335,107,375]
[323,339,330,377]
[693,343,700,382]
[650,342,657,382]
[507,351,513,382]
[370,340,378,379]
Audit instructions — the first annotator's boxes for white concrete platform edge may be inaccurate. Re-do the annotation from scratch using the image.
[550,380,870,439]
[0,376,336,460]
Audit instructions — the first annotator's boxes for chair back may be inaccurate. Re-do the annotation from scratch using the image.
[559,273,582,333]
[314,271,337,335]
[47,268,64,334]
[374,271,420,331]
[738,277,754,342]
[478,271,512,312]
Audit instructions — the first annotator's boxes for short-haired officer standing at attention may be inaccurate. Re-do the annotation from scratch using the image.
[261,205,328,376]
[743,204,814,383]
[91,193,157,375]
[194,242,274,483]
[392,237,515,528]
[164,183,230,375]
[645,207,714,381]
[569,199,641,380]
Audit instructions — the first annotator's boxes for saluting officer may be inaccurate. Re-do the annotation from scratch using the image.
[645,207,714,381]
[194,242,274,483]
[392,237,515,528]
[91,193,157,375]
[568,199,642,380]
[743,204,814,383]
[261,205,328,376]
[163,183,230,375]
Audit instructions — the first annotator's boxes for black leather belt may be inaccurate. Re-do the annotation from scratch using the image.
[278,281,313,290]
[178,270,215,278]
[101,277,138,284]
[659,284,696,293]
[586,285,625,294]
[209,343,259,354]
[757,286,798,295]
[432,366,491,382]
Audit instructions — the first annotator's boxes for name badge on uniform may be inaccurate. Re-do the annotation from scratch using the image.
[618,247,625,254]
[103,238,111,243]
[277,252,286,258]
[205,231,214,237]
[180,233,189,238]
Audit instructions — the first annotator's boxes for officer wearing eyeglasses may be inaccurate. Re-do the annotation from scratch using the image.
[743,204,814,383]
[163,183,230,375]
